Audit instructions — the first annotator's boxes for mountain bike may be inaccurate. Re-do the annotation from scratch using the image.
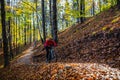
[48,47,57,63]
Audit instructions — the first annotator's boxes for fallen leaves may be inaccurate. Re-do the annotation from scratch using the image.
[1,5,120,80]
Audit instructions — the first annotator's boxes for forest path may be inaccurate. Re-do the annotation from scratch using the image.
[16,46,37,65]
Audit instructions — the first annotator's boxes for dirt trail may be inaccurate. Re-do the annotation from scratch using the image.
[16,47,37,65]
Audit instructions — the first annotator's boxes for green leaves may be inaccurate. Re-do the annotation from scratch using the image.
[6,12,13,19]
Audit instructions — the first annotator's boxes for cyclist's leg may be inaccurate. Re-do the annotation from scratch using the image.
[48,48,52,63]
[51,47,57,62]
[45,47,49,63]
[50,47,54,59]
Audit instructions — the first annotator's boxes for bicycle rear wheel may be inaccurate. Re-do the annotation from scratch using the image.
[51,48,57,62]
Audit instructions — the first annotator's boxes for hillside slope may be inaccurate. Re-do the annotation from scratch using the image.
[35,6,120,69]
[57,6,120,69]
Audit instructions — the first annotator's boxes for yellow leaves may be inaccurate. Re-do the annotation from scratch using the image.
[57,0,61,3]
[92,31,97,35]
[64,14,71,20]
[16,9,23,15]
[13,7,17,11]
[26,20,31,23]
[109,27,114,31]
[5,5,11,11]
[102,26,108,31]
[50,73,57,80]
[111,17,120,23]
[22,1,36,11]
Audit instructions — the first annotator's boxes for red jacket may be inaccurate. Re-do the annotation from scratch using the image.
[44,40,57,47]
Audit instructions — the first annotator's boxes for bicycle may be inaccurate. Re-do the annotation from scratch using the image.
[47,47,57,63]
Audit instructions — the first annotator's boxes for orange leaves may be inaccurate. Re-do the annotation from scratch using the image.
[0,63,120,80]
[51,69,57,74]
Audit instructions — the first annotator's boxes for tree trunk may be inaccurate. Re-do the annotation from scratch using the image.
[1,0,9,67]
[49,0,53,36]
[117,0,120,8]
[42,0,46,42]
[52,0,58,43]
[36,3,44,44]
[30,16,32,44]
[18,17,21,53]
[8,17,13,59]
[99,0,101,12]
[76,0,80,23]
[32,12,35,42]
[7,0,13,59]
[92,0,95,16]
[15,17,18,54]
[24,26,27,45]
[80,0,85,23]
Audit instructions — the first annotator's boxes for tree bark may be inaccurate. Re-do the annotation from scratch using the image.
[52,0,58,43]
[15,17,18,54]
[80,0,85,23]
[30,16,32,44]
[49,0,53,36]
[1,0,9,67]
[32,12,35,42]
[8,17,13,59]
[92,0,95,16]
[7,0,13,59]
[42,0,46,42]
[76,0,80,23]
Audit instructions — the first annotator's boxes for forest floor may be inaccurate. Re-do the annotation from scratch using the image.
[0,6,120,80]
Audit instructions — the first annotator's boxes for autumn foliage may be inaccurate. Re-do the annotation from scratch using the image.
[0,6,120,80]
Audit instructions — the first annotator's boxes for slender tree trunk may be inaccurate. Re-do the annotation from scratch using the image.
[117,0,120,8]
[52,0,58,43]
[42,0,46,42]
[0,39,2,48]
[92,0,95,16]
[18,17,21,53]
[24,21,27,45]
[99,0,101,12]
[35,0,43,43]
[80,0,85,23]
[30,16,32,44]
[32,12,36,43]
[8,17,13,59]
[49,0,53,36]
[36,0,38,45]
[15,17,18,54]
[76,0,80,23]
[38,22,44,44]
[1,0,9,67]
[22,19,24,45]
[7,0,13,59]
[13,19,16,50]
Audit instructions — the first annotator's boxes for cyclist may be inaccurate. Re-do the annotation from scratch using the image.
[44,38,57,63]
